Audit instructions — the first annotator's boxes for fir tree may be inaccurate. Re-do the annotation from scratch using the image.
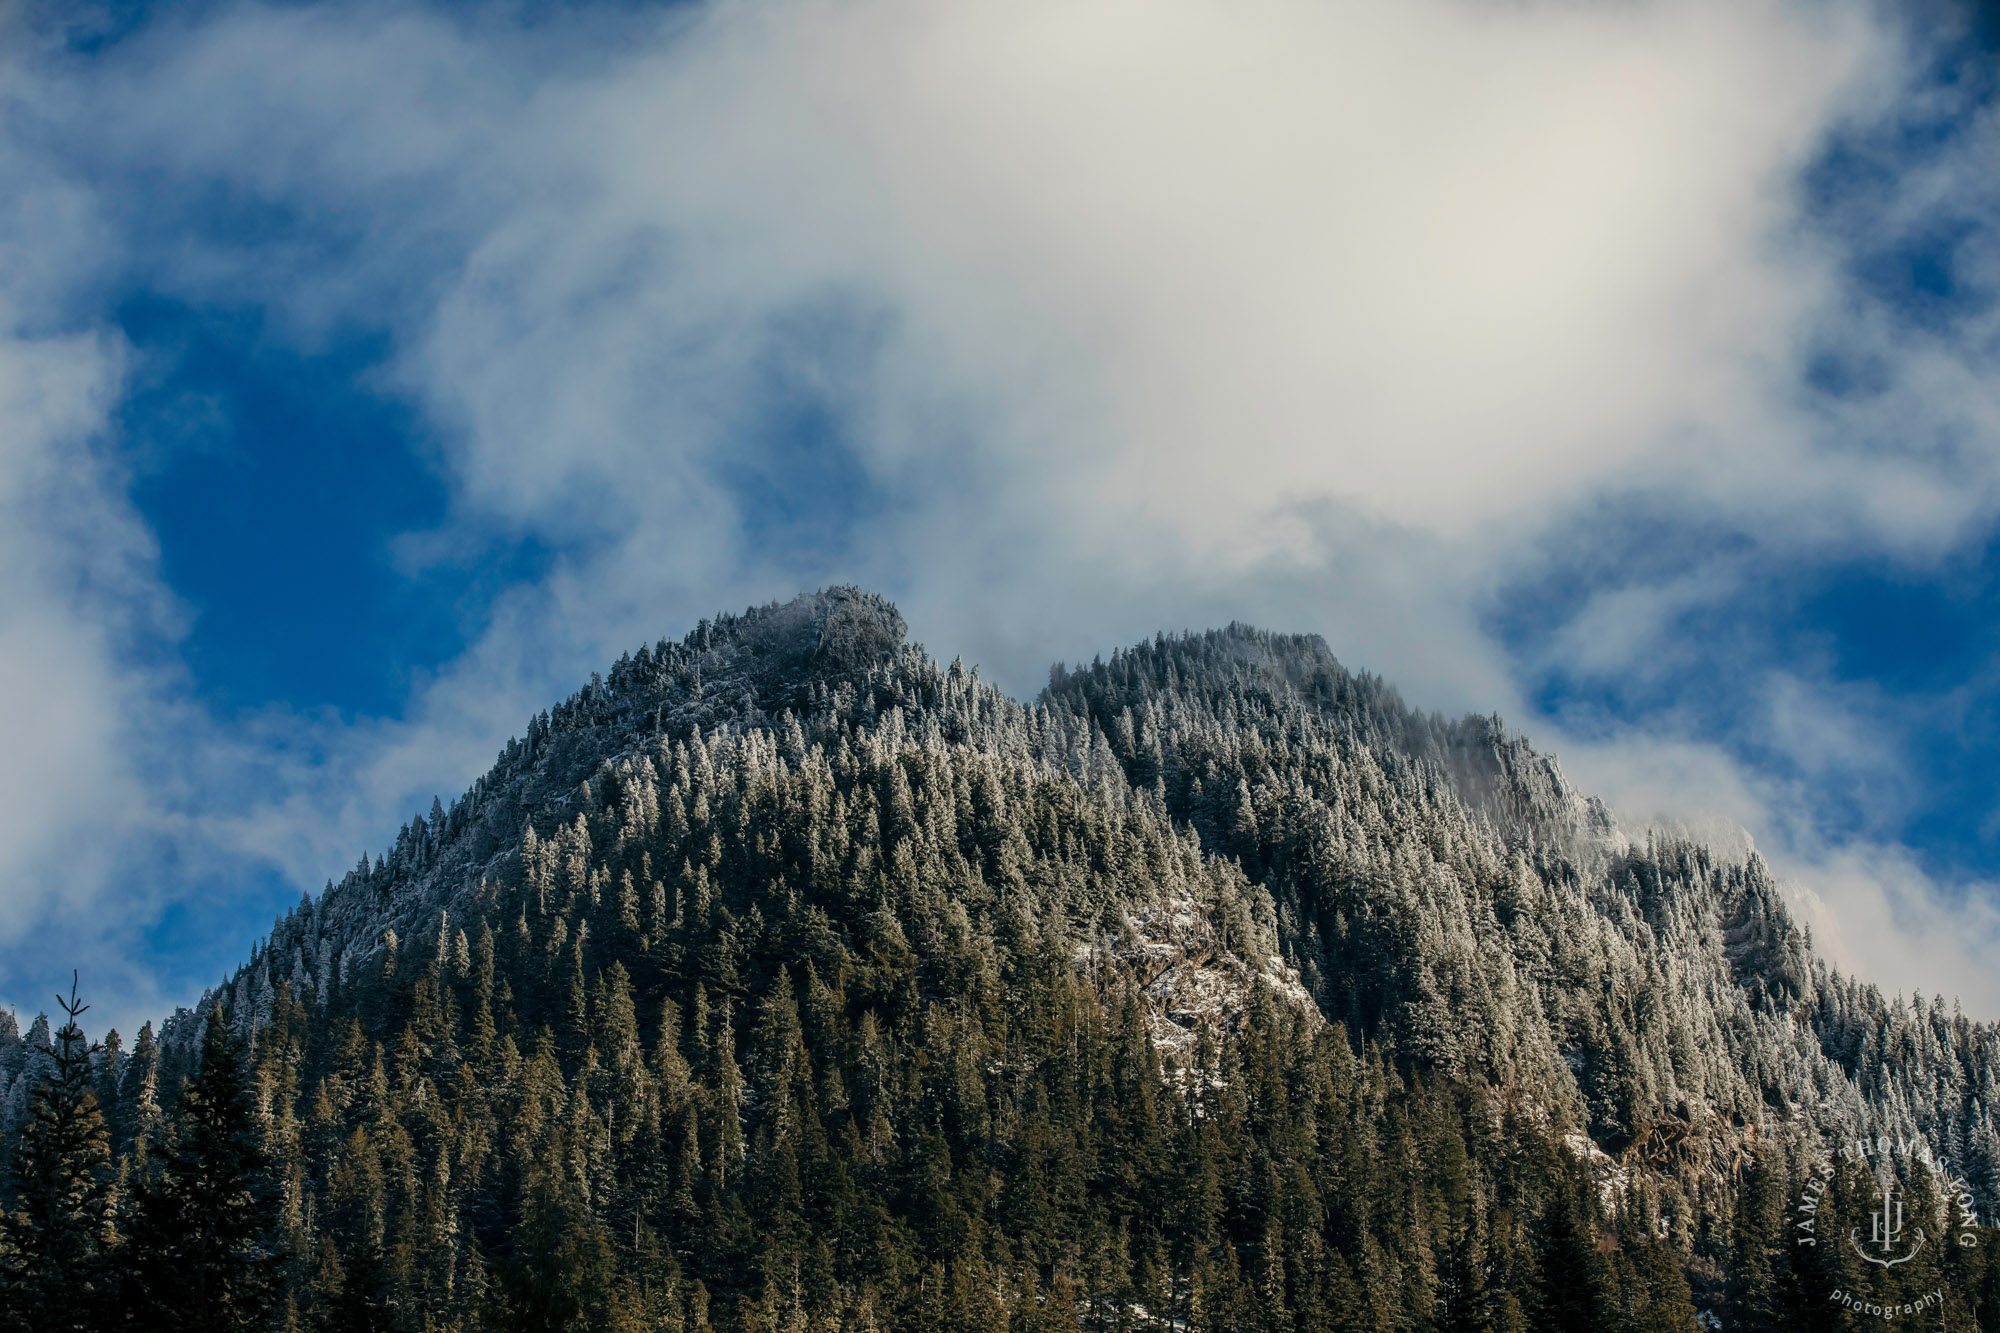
[1534,1175,1606,1333]
[121,1003,283,1332]
[0,976,115,1333]
[14,592,1999,1332]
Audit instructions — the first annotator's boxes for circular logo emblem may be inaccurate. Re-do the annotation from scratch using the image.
[1792,1135,1983,1322]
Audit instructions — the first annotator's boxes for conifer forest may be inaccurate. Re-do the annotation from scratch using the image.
[6,588,2000,1331]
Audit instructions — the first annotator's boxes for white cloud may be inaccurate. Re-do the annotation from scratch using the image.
[1542,562,1749,682]
[1555,691,2000,1016]
[0,40,172,1027]
[5,0,2000,1024]
[0,311,207,1031]
[75,0,1907,559]
[1781,848,2000,1016]
[0,323,137,927]
[459,0,1877,535]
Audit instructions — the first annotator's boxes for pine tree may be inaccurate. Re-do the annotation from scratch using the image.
[304,1235,395,1333]
[1725,1147,1788,1332]
[17,594,2000,1331]
[120,1003,284,1332]
[490,1157,620,1333]
[0,976,115,1333]
[1534,1174,1605,1333]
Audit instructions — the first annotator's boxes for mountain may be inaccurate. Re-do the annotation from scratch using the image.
[4,586,1999,1330]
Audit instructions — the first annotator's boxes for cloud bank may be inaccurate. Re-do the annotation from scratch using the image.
[3,0,2000,1028]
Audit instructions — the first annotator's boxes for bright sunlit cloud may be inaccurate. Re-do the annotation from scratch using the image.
[2,0,1998,1030]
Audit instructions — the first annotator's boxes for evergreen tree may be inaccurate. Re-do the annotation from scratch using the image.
[1534,1175,1606,1333]
[1725,1147,1788,1332]
[10,592,1995,1333]
[121,1003,283,1332]
[0,977,115,1333]
[489,1158,620,1333]
[304,1235,396,1333]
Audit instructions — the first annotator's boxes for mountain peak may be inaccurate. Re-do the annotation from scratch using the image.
[35,591,2000,1329]
[702,585,908,697]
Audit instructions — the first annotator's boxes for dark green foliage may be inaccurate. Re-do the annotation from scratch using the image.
[488,1163,620,1332]
[10,591,1999,1330]
[1534,1176,1604,1333]
[0,977,114,1333]
[1724,1148,1789,1332]
[305,1235,397,1333]
[120,1003,284,1332]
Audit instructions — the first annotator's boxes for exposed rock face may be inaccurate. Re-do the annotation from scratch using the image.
[1077,893,1322,1064]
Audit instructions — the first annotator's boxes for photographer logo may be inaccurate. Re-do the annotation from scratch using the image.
[1790,1134,1983,1323]
[1853,1182,1923,1268]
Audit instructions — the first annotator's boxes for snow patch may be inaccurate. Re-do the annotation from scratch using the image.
[1078,892,1324,1064]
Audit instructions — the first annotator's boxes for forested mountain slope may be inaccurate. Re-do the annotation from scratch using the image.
[4,587,1998,1331]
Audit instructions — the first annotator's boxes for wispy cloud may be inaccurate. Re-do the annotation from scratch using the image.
[3,0,1999,1028]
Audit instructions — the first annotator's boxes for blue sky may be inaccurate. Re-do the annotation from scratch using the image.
[3,0,2000,1034]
